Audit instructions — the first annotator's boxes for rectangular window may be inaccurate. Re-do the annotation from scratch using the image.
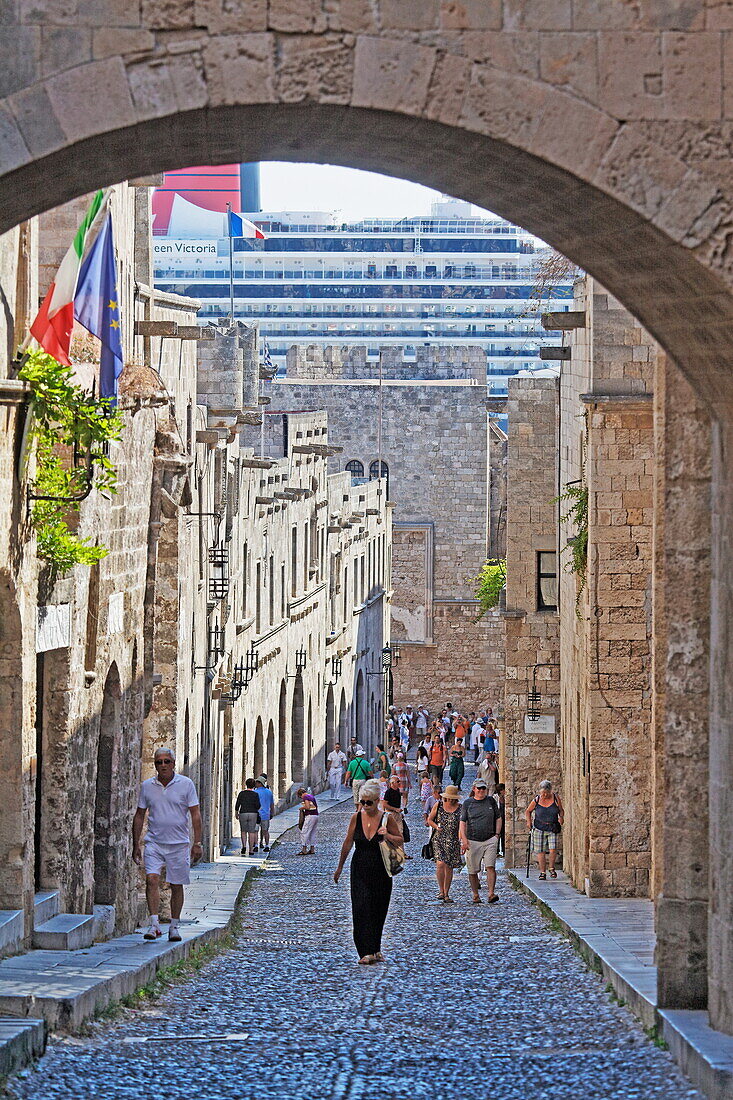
[303,522,309,591]
[281,563,286,620]
[255,562,262,634]
[291,527,297,598]
[536,551,558,611]
[343,565,348,622]
[242,542,248,617]
[269,554,274,625]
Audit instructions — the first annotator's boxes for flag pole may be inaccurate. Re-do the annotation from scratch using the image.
[226,202,234,323]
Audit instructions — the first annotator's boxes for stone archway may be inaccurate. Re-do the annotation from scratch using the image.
[266,719,275,785]
[290,674,305,788]
[325,685,335,752]
[94,663,121,907]
[278,680,288,799]
[2,0,733,1038]
[253,717,263,781]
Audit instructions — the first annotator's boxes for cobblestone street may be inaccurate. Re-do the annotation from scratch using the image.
[9,802,701,1100]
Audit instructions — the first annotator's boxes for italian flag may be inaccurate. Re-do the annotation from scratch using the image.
[30,189,106,366]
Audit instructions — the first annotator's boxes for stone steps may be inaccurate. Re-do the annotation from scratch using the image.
[32,914,95,951]
[0,911,23,957]
[0,1018,45,1076]
[33,891,60,926]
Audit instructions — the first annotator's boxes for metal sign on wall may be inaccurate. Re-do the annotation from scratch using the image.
[524,715,556,735]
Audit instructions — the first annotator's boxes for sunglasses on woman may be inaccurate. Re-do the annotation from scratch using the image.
[359,799,375,806]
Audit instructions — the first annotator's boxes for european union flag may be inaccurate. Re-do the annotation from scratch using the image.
[74,214,123,403]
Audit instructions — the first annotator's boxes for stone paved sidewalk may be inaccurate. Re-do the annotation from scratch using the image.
[0,793,352,1034]
[8,801,702,1100]
[508,868,733,1100]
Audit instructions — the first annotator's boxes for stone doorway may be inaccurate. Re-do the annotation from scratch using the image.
[253,718,264,781]
[94,664,121,907]
[290,674,304,788]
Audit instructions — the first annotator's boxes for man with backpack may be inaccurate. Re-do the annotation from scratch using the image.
[346,749,373,807]
[525,779,564,879]
[459,778,502,904]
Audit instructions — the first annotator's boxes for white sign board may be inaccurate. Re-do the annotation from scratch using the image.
[37,604,71,653]
[524,715,556,735]
[107,592,125,636]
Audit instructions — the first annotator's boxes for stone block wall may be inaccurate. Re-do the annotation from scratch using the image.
[502,376,561,868]
[559,276,657,899]
[268,346,505,713]
[286,343,486,382]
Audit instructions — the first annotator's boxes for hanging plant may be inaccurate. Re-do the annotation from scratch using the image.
[19,349,122,576]
[556,481,588,614]
[472,558,506,620]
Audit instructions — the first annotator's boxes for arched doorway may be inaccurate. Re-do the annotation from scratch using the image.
[266,720,275,786]
[338,687,348,747]
[355,670,365,750]
[278,680,288,799]
[325,685,335,751]
[94,664,121,906]
[253,718,263,781]
[290,674,305,788]
[306,699,313,788]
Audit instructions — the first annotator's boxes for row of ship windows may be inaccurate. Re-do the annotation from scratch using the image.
[158,284,573,301]
[229,237,537,254]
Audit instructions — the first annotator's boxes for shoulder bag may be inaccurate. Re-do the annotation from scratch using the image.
[379,813,406,877]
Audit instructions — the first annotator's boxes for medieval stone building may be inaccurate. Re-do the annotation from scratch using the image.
[0,186,390,951]
[501,277,712,1016]
[266,345,505,714]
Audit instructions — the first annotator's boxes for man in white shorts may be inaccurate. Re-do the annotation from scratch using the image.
[132,747,202,942]
[459,779,503,904]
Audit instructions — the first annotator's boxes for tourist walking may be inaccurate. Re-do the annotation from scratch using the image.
[373,742,391,777]
[255,777,274,853]
[327,742,348,799]
[477,751,499,793]
[392,751,411,811]
[333,779,404,964]
[416,704,429,742]
[427,784,463,902]
[346,749,373,807]
[297,787,319,855]
[525,780,564,879]
[416,744,429,785]
[448,738,465,789]
[235,778,261,856]
[470,718,484,763]
[459,778,502,903]
[428,735,446,783]
[132,747,202,943]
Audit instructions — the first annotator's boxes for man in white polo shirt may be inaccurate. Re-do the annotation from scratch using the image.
[132,747,202,943]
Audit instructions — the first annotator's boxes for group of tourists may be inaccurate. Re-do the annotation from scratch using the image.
[129,708,563,962]
[329,701,517,963]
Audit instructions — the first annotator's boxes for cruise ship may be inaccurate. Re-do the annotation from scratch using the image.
[152,167,574,389]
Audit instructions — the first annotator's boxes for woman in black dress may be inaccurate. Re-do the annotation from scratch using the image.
[334,779,404,964]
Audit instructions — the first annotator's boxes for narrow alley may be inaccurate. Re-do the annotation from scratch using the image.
[9,803,700,1100]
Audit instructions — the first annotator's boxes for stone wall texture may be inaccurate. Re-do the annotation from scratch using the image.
[502,376,560,869]
[269,344,505,713]
[0,191,390,943]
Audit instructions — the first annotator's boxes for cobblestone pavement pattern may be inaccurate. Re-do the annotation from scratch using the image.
[9,802,701,1100]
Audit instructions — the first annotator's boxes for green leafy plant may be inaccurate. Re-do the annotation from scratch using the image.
[556,481,588,614]
[472,558,506,619]
[19,349,122,576]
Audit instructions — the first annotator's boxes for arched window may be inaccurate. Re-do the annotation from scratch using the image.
[369,460,389,497]
[345,459,364,479]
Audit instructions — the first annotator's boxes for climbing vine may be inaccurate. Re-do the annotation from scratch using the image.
[472,558,506,619]
[557,481,589,613]
[19,349,121,576]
